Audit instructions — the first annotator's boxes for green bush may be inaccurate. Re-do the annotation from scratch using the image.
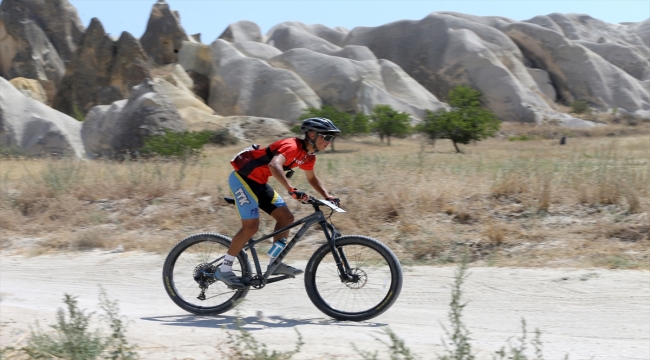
[72,106,85,122]
[570,100,590,114]
[18,290,137,360]
[370,104,412,146]
[0,145,28,158]
[508,135,536,142]
[418,86,500,153]
[140,129,237,157]
[205,128,239,146]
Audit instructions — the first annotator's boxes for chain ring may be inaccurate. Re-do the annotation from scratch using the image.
[249,274,267,289]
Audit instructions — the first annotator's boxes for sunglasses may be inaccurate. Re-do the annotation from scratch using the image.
[319,134,336,142]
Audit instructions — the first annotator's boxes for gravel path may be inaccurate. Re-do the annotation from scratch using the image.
[1,251,648,359]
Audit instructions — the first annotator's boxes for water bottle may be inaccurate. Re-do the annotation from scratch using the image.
[267,238,287,258]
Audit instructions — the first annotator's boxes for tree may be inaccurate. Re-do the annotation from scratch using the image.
[297,105,370,151]
[370,105,412,146]
[418,86,501,153]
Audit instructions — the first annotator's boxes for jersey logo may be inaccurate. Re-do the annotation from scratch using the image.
[235,188,251,206]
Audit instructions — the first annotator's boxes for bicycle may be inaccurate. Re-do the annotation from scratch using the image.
[162,197,403,321]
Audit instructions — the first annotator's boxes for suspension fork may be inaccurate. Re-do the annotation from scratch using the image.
[321,221,353,282]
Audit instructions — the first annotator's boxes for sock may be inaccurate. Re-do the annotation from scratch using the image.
[220,254,236,273]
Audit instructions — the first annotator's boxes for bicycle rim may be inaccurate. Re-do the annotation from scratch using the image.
[309,237,400,319]
[167,235,247,312]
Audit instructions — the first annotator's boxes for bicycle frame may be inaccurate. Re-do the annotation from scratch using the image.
[210,199,353,286]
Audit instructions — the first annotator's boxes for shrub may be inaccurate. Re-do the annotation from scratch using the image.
[370,104,412,146]
[19,290,137,360]
[0,145,28,158]
[205,128,239,146]
[140,130,214,157]
[570,100,590,114]
[72,105,86,122]
[418,86,500,153]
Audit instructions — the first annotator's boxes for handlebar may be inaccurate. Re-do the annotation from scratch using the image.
[223,196,345,213]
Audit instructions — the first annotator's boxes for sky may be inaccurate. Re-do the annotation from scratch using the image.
[68,0,650,42]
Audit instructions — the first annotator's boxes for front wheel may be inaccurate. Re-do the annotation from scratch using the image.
[162,233,251,315]
[304,236,403,321]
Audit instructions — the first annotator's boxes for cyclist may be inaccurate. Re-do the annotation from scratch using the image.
[215,117,342,288]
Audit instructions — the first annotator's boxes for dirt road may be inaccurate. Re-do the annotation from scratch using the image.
[1,251,648,359]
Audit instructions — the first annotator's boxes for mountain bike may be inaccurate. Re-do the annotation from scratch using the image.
[162,197,403,321]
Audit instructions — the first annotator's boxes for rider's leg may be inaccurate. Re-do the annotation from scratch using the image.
[215,219,258,288]
[227,218,259,256]
[269,206,294,242]
[217,172,261,287]
[267,206,303,276]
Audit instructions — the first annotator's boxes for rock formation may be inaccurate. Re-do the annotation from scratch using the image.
[504,22,650,111]
[266,23,376,61]
[0,77,84,157]
[0,20,65,103]
[208,39,321,122]
[345,13,554,122]
[81,80,187,158]
[268,48,448,119]
[52,18,150,117]
[177,41,213,102]
[9,77,48,105]
[0,0,85,62]
[218,20,264,43]
[140,0,191,65]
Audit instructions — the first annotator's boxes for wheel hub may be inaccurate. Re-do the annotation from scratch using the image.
[344,268,368,289]
[193,263,217,287]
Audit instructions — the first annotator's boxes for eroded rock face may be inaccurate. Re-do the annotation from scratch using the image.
[526,13,647,47]
[233,41,283,61]
[208,39,321,122]
[177,41,213,101]
[345,13,553,122]
[140,0,190,65]
[574,41,650,81]
[52,19,150,117]
[268,48,448,119]
[0,77,84,158]
[224,116,292,142]
[0,20,65,103]
[218,20,263,43]
[81,80,186,158]
[9,77,48,105]
[150,63,223,132]
[0,0,85,62]
[267,22,349,47]
[504,22,650,111]
[266,23,377,61]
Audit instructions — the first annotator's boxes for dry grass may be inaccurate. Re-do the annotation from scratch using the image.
[1,127,648,269]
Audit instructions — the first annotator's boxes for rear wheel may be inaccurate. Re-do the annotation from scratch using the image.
[162,233,250,315]
[304,236,403,321]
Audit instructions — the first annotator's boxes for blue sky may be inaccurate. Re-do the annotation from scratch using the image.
[68,0,650,42]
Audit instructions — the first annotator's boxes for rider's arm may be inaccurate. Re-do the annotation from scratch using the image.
[269,153,295,192]
[304,170,332,199]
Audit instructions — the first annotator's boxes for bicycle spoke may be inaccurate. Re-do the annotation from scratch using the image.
[313,242,394,314]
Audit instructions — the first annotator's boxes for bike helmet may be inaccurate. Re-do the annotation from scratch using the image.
[300,117,341,134]
[300,117,340,154]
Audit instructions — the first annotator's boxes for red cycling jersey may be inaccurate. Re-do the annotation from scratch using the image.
[231,137,315,184]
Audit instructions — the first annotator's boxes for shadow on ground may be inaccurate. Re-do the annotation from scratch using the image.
[141,314,386,330]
